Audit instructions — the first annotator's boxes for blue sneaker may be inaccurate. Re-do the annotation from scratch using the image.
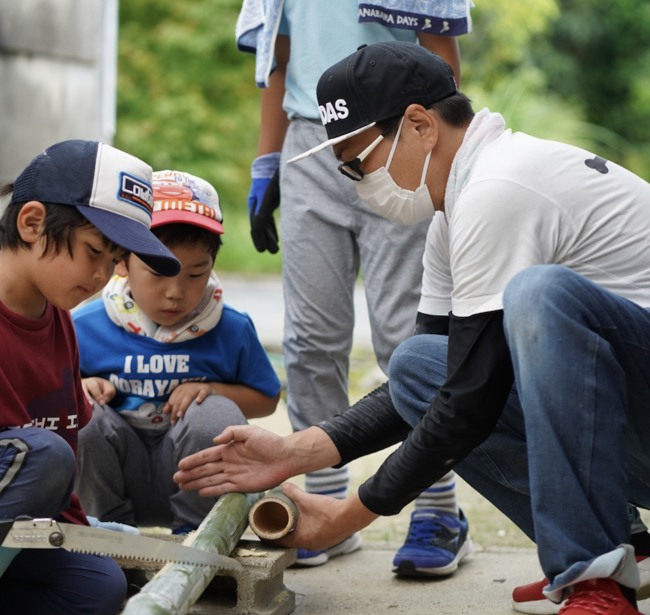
[393,508,472,576]
[293,532,363,567]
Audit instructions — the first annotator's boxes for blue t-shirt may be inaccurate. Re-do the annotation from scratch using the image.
[73,300,281,430]
[278,0,417,119]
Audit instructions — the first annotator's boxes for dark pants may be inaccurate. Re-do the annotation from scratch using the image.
[0,427,126,615]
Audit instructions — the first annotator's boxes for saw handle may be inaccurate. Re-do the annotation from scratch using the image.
[0,520,14,545]
[0,515,35,545]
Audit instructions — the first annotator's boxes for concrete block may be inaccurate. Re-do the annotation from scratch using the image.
[0,54,102,182]
[0,0,117,183]
[118,537,296,615]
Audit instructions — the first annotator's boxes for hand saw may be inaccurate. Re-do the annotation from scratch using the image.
[0,517,242,572]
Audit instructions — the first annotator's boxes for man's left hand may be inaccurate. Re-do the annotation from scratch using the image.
[269,484,379,552]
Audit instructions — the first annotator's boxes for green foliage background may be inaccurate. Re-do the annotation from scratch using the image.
[115,0,650,273]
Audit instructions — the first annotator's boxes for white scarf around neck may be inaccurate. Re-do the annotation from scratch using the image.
[444,108,506,223]
[103,271,224,343]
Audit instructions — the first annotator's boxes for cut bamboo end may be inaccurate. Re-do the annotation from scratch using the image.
[248,487,299,541]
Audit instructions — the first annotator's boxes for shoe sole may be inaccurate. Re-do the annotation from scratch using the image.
[292,552,329,567]
[292,533,363,568]
[393,536,473,577]
[511,599,562,615]
[638,558,650,601]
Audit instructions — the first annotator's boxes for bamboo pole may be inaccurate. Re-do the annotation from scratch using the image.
[248,486,299,541]
[121,492,260,615]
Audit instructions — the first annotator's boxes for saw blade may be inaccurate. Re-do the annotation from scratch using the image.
[4,519,242,571]
[60,525,242,571]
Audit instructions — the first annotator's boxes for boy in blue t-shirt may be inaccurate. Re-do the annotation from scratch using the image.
[73,171,281,533]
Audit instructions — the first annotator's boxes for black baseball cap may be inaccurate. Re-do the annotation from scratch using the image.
[288,41,458,163]
[11,140,181,276]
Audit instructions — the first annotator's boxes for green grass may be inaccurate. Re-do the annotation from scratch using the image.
[216,210,283,274]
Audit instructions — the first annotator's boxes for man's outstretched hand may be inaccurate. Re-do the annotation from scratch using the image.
[173,425,377,552]
[173,425,292,497]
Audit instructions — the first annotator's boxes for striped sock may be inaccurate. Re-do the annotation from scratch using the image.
[413,471,459,517]
[305,466,350,500]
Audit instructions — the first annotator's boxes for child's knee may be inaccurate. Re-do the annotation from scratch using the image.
[180,395,247,436]
[44,555,127,615]
[40,431,76,483]
[10,428,76,488]
[0,429,76,524]
[88,557,127,615]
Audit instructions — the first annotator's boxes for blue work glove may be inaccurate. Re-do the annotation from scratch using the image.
[87,515,141,535]
[248,153,281,254]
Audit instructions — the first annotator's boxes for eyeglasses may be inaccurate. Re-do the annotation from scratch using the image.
[337,118,402,181]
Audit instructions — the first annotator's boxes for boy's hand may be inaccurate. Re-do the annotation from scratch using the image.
[82,377,116,406]
[164,382,216,425]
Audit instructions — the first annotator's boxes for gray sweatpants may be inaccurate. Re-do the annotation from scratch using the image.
[75,396,247,531]
[280,118,429,431]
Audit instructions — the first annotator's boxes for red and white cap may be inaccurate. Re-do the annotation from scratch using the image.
[152,171,224,235]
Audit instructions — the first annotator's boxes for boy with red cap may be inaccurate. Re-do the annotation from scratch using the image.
[73,170,281,535]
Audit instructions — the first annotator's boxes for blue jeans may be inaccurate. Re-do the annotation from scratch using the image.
[0,428,126,614]
[389,266,650,597]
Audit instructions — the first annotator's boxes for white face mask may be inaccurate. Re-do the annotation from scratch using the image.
[355,117,435,225]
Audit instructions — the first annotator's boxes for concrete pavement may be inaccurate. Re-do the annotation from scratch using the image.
[284,543,650,615]
[285,544,543,615]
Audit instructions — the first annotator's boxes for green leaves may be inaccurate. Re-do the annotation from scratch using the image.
[115,0,650,273]
[461,0,650,180]
[115,0,273,270]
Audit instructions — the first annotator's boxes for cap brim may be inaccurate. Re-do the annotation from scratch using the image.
[77,206,181,277]
[287,122,376,164]
[152,209,225,234]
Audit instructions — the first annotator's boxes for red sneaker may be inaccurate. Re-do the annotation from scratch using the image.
[559,578,639,615]
[512,557,650,615]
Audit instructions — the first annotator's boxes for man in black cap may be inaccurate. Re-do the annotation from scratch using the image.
[175,41,650,615]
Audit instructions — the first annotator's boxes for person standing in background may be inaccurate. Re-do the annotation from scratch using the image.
[235,0,473,575]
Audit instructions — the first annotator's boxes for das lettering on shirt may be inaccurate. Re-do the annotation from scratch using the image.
[0,299,90,452]
[73,300,281,430]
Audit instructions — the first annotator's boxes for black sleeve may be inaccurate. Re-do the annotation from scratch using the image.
[318,312,451,465]
[318,381,412,466]
[414,312,450,336]
[358,310,514,516]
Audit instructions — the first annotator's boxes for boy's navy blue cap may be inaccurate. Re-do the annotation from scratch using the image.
[11,140,181,276]
[288,41,458,163]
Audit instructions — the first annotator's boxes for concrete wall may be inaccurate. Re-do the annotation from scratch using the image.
[0,0,118,184]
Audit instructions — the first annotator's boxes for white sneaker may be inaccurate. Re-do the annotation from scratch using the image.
[293,532,363,567]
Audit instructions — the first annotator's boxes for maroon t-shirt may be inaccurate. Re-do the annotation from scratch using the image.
[0,299,91,524]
